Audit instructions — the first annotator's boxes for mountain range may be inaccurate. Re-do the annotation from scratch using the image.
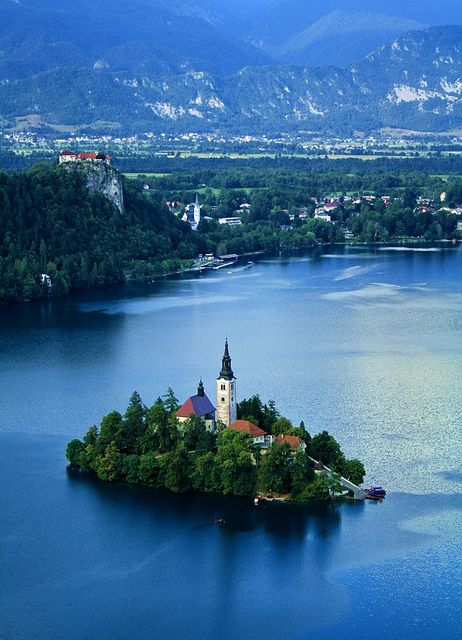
[1,0,462,134]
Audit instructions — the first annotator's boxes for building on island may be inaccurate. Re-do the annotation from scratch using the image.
[176,340,237,431]
[275,434,306,452]
[216,340,237,427]
[176,380,216,431]
[229,420,273,449]
[59,150,111,164]
[175,341,305,454]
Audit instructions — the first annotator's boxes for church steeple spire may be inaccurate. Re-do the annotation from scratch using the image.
[216,339,237,427]
[219,339,234,380]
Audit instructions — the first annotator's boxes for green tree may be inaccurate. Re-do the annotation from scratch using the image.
[191,452,219,493]
[310,430,345,470]
[326,472,344,499]
[121,454,141,483]
[163,387,179,414]
[123,391,146,449]
[290,449,314,496]
[258,443,292,494]
[272,417,294,435]
[138,452,162,486]
[215,429,255,496]
[164,445,192,493]
[96,442,121,482]
[66,438,84,467]
[343,459,366,486]
[98,411,124,451]
[295,475,330,502]
[182,415,207,451]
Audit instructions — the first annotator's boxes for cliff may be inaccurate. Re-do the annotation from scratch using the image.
[61,161,124,213]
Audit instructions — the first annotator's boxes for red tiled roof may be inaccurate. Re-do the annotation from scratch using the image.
[77,152,98,159]
[229,420,267,438]
[275,435,304,449]
[176,393,215,418]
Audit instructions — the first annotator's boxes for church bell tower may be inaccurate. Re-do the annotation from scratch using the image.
[216,340,237,427]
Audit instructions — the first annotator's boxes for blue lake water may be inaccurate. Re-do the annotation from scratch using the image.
[1,245,462,639]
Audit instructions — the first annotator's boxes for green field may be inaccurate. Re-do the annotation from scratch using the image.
[123,172,170,179]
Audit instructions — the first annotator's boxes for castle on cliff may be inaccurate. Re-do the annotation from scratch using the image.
[59,150,111,164]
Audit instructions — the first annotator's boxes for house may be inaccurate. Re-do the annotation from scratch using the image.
[274,434,306,452]
[229,420,273,449]
[218,217,242,226]
[176,381,216,431]
[314,210,332,222]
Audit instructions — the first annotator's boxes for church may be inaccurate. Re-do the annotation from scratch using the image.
[176,340,237,430]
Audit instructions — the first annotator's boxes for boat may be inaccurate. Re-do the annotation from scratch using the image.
[366,486,386,496]
[214,517,226,525]
[364,485,386,500]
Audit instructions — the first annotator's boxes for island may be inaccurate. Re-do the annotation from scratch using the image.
[66,341,366,502]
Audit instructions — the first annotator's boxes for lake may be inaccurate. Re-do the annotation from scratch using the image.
[1,245,461,639]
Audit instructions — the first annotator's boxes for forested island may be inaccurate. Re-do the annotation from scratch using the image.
[66,390,365,502]
[1,156,461,304]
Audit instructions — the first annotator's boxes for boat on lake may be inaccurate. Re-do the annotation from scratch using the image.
[364,486,387,500]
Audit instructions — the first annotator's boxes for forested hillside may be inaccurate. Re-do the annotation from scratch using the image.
[0,164,201,303]
[2,159,461,305]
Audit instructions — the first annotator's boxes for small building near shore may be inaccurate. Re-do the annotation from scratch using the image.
[274,434,306,452]
[229,419,273,449]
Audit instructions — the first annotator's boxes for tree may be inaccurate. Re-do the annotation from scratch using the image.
[164,445,192,493]
[66,438,84,467]
[121,454,141,484]
[290,449,314,496]
[237,395,264,424]
[123,391,146,449]
[310,430,345,469]
[163,387,179,414]
[295,475,330,502]
[98,411,124,451]
[326,472,344,499]
[272,417,294,435]
[182,415,207,451]
[258,443,292,494]
[344,459,366,486]
[96,442,121,482]
[263,400,280,432]
[215,429,255,496]
[138,452,162,486]
[191,452,219,493]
